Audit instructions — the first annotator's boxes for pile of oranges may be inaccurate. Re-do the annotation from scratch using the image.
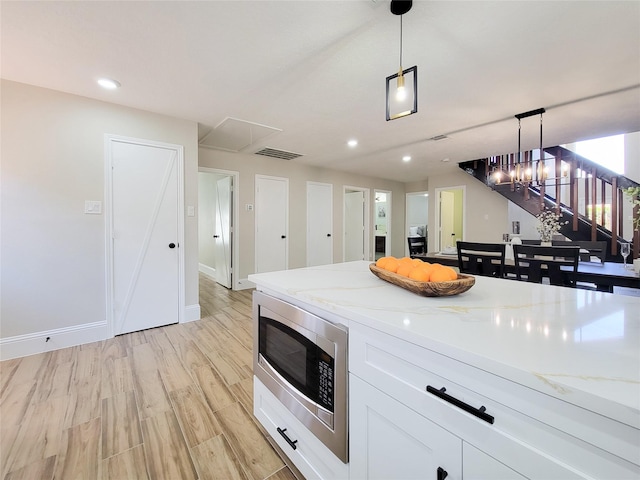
[375,256,458,282]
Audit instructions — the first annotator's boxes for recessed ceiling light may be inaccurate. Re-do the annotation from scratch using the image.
[347,139,358,147]
[442,158,450,162]
[402,155,411,162]
[97,78,121,90]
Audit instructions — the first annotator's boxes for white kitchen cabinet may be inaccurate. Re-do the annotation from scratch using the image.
[349,321,637,479]
[254,377,349,480]
[462,443,526,479]
[350,375,461,480]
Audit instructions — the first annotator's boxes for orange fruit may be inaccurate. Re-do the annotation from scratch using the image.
[430,266,458,282]
[397,263,414,277]
[398,257,414,265]
[383,257,400,273]
[442,266,458,280]
[376,256,390,269]
[409,267,430,282]
[412,258,425,266]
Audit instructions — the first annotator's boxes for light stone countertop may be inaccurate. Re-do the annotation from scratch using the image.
[249,260,640,429]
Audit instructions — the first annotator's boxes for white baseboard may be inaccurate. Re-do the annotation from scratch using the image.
[0,321,108,361]
[184,304,201,323]
[199,263,216,279]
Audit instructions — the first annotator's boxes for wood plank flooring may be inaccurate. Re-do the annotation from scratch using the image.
[0,274,298,480]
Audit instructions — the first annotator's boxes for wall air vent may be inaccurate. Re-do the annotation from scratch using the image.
[254,148,303,161]
[429,134,449,141]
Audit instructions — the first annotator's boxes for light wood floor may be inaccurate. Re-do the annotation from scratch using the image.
[0,274,298,480]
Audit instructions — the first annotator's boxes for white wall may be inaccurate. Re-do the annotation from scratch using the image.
[1,80,199,348]
[198,148,407,284]
[426,170,509,251]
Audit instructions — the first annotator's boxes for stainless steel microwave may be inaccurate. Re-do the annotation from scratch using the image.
[253,290,348,463]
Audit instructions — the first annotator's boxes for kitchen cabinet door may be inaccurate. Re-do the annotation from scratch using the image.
[463,443,526,479]
[350,375,461,480]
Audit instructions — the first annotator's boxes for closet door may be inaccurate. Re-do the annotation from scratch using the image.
[307,182,333,266]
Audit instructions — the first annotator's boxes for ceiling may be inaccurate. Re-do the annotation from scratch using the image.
[2,1,639,183]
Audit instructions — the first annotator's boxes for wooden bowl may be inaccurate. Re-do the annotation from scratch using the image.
[369,263,475,297]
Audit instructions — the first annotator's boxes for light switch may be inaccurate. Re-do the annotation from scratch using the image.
[246,204,254,211]
[84,201,102,214]
[187,206,195,217]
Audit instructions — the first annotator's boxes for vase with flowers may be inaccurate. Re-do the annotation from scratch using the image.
[623,186,640,233]
[623,186,640,272]
[536,208,568,245]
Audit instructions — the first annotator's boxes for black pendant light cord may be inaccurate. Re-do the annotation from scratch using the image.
[517,118,522,164]
[399,15,403,70]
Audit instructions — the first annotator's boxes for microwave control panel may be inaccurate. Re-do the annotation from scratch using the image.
[318,355,334,410]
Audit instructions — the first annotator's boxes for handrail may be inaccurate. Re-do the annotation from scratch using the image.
[461,146,640,260]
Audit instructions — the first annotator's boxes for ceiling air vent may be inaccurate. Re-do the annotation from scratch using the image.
[429,134,449,141]
[254,147,303,161]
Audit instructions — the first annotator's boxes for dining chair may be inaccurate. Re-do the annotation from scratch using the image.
[408,236,427,256]
[512,244,580,287]
[456,241,506,278]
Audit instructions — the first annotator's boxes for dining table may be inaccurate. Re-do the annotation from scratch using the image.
[414,251,640,293]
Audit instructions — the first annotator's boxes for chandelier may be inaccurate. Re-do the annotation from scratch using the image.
[491,108,570,188]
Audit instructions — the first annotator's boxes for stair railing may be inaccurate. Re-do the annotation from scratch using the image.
[481,146,639,260]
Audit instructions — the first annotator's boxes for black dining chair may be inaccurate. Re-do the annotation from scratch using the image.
[456,241,506,278]
[513,244,580,287]
[408,237,427,256]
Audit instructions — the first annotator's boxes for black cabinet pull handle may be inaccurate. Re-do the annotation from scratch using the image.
[327,233,332,237]
[168,243,176,249]
[437,466,448,480]
[427,385,494,424]
[276,427,298,450]
[281,235,286,239]
[213,235,219,238]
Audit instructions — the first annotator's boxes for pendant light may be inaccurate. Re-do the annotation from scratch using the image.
[386,0,418,121]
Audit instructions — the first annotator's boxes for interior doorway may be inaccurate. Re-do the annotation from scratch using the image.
[198,168,239,289]
[405,191,428,256]
[434,186,465,252]
[343,186,370,261]
[255,175,289,273]
[307,182,333,266]
[374,190,391,260]
[105,135,184,336]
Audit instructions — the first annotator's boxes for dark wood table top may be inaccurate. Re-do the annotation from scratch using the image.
[414,252,640,292]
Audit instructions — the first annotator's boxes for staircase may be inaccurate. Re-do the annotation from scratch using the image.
[459,146,640,262]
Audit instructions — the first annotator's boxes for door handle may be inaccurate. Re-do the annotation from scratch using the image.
[427,385,494,424]
[168,243,176,249]
[437,467,448,480]
[276,427,298,450]
[281,235,286,239]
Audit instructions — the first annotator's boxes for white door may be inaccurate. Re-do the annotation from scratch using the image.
[437,187,465,252]
[255,175,288,273]
[344,190,366,261]
[307,182,333,266]
[107,136,183,336]
[214,175,232,288]
[440,191,456,250]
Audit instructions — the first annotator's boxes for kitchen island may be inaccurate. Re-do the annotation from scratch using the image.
[249,261,639,479]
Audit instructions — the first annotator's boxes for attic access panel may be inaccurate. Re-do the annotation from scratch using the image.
[199,117,282,152]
